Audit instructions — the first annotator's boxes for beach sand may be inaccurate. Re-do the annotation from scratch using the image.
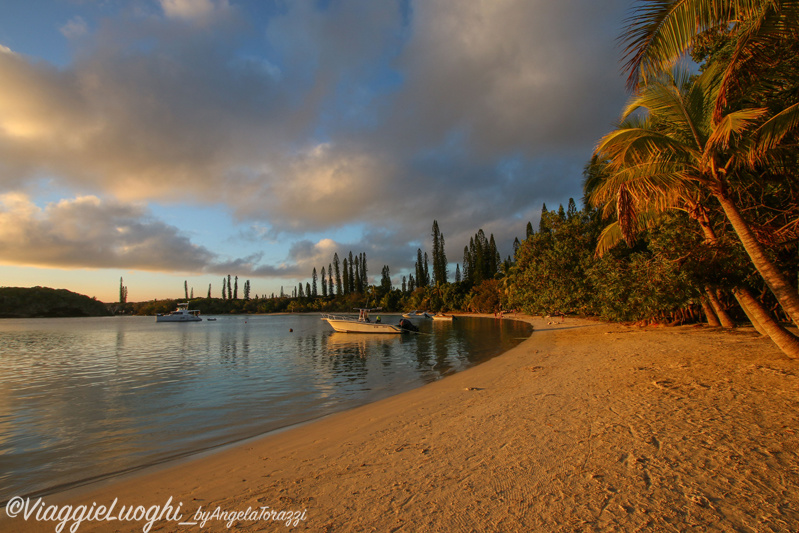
[3,315,798,532]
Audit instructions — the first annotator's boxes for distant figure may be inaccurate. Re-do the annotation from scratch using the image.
[376,316,382,323]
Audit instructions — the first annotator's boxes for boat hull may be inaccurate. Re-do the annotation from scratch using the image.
[156,315,202,322]
[324,318,401,334]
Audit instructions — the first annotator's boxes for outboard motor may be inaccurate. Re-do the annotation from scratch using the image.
[398,318,419,332]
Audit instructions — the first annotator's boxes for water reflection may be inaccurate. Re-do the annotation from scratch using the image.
[0,314,531,502]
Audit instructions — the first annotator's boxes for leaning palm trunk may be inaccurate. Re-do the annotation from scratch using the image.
[705,287,735,328]
[701,296,722,326]
[734,287,799,358]
[715,193,799,327]
[695,205,799,348]
[734,287,767,336]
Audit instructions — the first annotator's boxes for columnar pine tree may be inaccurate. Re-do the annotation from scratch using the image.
[342,258,350,295]
[360,253,367,290]
[222,278,227,300]
[333,254,342,295]
[184,280,189,300]
[415,249,426,287]
[207,284,211,299]
[348,251,355,293]
[312,268,318,297]
[321,267,327,297]
[233,276,238,299]
[381,265,392,292]
[431,220,448,285]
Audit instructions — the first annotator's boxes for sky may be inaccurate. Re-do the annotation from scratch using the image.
[0,0,634,302]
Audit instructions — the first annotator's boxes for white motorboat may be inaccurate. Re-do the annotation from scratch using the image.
[431,313,454,321]
[156,302,202,322]
[323,308,402,333]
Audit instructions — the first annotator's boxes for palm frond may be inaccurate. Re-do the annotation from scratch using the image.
[753,102,799,156]
[620,0,737,90]
[706,107,769,153]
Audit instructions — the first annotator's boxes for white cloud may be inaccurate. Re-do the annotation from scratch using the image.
[60,16,89,39]
[159,0,229,23]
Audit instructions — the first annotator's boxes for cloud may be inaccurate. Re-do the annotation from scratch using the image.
[159,0,230,24]
[60,16,89,39]
[0,0,632,274]
[0,193,216,272]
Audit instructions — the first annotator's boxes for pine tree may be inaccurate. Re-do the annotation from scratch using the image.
[298,283,304,298]
[423,252,430,286]
[342,258,350,295]
[222,278,227,300]
[463,246,471,284]
[333,254,342,295]
[233,276,238,299]
[119,277,127,304]
[431,220,448,285]
[227,275,232,299]
[328,263,333,297]
[381,265,392,292]
[402,275,407,293]
[416,249,425,287]
[190,287,194,299]
[348,251,355,294]
[539,203,550,233]
[312,268,318,297]
[526,221,534,239]
[244,280,251,300]
[455,264,461,283]
[184,280,189,300]
[567,197,578,220]
[306,283,311,298]
[321,267,327,297]
[409,274,416,292]
[207,284,211,299]
[360,253,367,290]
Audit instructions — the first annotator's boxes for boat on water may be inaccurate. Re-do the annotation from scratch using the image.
[323,308,416,334]
[432,313,454,321]
[156,302,202,322]
[402,310,432,318]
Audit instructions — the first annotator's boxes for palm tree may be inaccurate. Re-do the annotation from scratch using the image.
[621,0,799,96]
[590,68,799,356]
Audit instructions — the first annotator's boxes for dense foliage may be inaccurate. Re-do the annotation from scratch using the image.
[0,287,111,318]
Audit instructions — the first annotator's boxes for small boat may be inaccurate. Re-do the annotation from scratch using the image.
[402,310,432,319]
[323,308,415,334]
[156,302,202,322]
[432,313,454,321]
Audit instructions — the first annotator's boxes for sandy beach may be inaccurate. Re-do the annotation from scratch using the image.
[3,315,798,532]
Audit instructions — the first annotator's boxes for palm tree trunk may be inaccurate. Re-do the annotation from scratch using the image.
[706,287,735,328]
[701,296,721,326]
[735,287,767,336]
[715,193,799,325]
[734,287,799,358]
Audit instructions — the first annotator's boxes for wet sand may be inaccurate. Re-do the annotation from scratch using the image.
[3,315,798,532]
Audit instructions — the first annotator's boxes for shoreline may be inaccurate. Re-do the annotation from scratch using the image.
[3,315,798,531]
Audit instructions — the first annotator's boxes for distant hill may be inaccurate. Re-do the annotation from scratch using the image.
[0,287,111,318]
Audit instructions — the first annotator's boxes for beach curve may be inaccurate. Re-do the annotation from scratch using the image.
[2,314,798,532]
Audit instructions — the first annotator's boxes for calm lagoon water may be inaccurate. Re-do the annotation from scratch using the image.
[0,314,531,502]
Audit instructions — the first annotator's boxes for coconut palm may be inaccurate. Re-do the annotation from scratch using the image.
[590,68,799,356]
[621,0,799,94]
